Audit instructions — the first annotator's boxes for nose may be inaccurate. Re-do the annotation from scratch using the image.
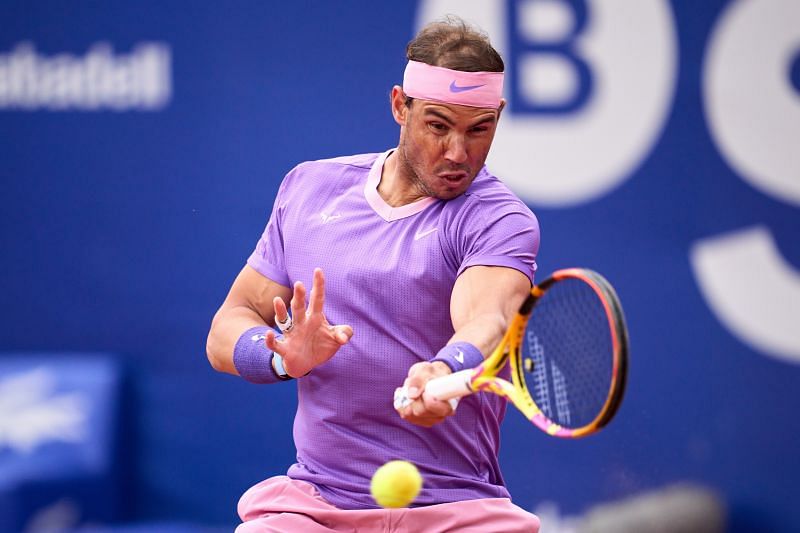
[444,134,468,164]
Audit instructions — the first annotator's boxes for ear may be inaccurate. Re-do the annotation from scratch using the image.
[496,98,507,121]
[390,85,408,126]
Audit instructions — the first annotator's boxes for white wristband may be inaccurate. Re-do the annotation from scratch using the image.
[272,352,291,379]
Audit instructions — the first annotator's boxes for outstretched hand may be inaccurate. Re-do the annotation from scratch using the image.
[264,268,353,377]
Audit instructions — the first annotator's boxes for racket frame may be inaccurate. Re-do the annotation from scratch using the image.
[427,268,628,438]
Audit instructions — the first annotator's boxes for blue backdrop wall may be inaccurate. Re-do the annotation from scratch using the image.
[2,1,798,531]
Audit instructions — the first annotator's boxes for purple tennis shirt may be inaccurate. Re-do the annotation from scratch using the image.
[247,149,540,509]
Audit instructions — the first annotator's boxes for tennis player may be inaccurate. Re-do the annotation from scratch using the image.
[207,17,541,532]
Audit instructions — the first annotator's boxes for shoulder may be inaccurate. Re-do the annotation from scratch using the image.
[280,152,380,194]
[292,152,378,176]
[439,168,540,280]
[310,152,379,169]
[437,167,539,253]
[449,167,538,224]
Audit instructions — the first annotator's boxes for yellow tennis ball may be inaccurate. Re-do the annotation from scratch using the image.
[370,460,423,508]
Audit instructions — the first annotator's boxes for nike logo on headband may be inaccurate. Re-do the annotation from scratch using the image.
[449,80,486,93]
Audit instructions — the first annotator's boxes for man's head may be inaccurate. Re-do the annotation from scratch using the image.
[391,17,506,201]
[406,16,504,75]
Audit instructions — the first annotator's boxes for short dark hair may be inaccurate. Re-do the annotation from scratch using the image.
[406,15,504,73]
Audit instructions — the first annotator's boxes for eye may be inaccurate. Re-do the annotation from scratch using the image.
[428,122,448,133]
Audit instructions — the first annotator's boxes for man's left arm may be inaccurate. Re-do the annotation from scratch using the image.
[396,265,531,427]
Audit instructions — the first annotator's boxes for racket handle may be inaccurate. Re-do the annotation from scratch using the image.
[424,369,474,401]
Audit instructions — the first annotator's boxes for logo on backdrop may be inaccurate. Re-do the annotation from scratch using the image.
[691,226,800,364]
[703,0,800,208]
[415,0,678,206]
[0,367,88,453]
[692,0,800,364]
[0,42,172,111]
[418,0,800,364]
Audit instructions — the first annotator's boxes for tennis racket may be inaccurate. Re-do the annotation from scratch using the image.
[424,268,628,438]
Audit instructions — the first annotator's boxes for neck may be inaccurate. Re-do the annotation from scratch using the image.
[378,148,429,207]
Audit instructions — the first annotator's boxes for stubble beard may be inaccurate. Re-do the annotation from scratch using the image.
[399,141,438,199]
[396,126,480,201]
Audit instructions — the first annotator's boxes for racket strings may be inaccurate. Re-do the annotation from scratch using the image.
[522,278,615,429]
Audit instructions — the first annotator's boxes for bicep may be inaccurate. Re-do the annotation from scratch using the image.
[221,265,292,326]
[450,266,531,332]
[207,266,292,374]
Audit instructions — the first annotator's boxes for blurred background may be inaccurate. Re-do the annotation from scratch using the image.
[1,0,798,531]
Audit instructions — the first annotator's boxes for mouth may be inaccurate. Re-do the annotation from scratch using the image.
[438,172,469,184]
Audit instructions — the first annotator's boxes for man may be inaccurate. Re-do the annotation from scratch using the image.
[207,17,541,532]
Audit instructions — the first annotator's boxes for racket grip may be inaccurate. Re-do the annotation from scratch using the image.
[424,369,474,401]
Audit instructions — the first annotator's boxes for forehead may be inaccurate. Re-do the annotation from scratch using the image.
[415,100,499,123]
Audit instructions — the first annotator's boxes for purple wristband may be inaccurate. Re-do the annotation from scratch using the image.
[430,341,484,373]
[233,326,288,384]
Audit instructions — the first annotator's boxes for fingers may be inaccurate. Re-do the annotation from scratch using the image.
[395,386,455,423]
[264,329,286,356]
[309,268,325,315]
[398,396,454,427]
[395,385,440,422]
[393,386,411,410]
[332,324,353,345]
[273,297,292,332]
[289,269,325,327]
[409,394,452,418]
[394,362,458,426]
[290,280,307,326]
[273,296,288,321]
[404,362,428,400]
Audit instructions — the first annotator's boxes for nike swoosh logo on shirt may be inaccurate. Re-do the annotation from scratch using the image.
[414,228,438,240]
[449,81,486,93]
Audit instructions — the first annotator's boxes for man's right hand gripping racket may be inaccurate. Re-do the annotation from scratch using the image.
[411,268,628,438]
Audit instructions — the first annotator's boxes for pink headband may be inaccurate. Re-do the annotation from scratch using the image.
[402,60,504,109]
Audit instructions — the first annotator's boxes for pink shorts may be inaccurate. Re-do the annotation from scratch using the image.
[236,476,540,532]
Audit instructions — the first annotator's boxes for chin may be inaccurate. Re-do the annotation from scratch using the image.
[435,188,467,201]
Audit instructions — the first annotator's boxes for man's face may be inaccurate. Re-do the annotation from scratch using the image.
[392,87,504,200]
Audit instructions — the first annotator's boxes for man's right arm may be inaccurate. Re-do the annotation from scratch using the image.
[206,265,292,376]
